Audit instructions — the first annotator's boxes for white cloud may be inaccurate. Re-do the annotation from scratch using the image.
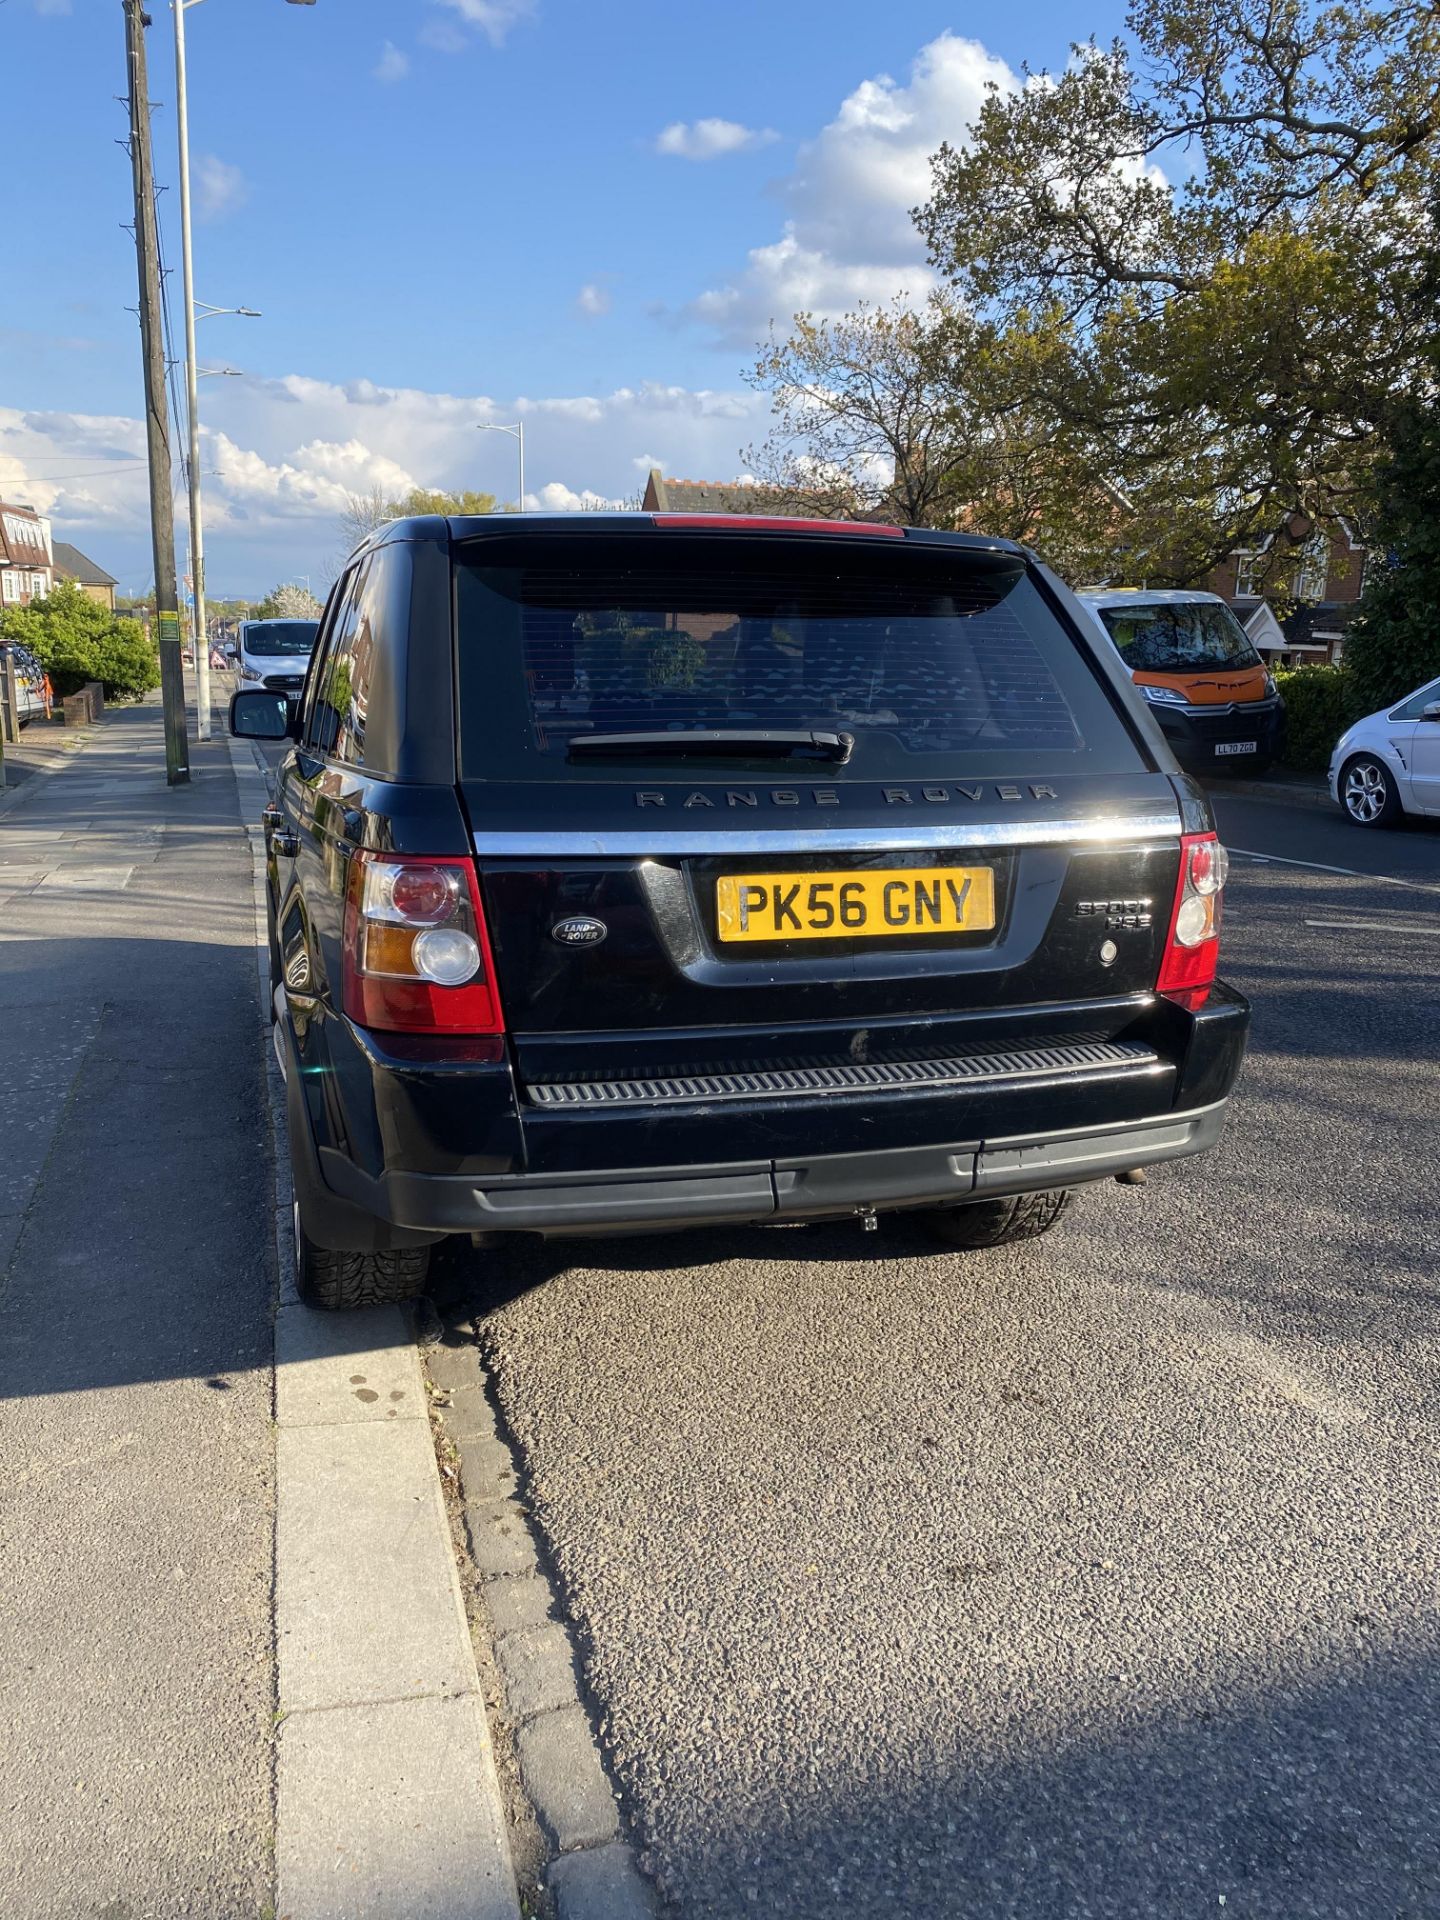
[374,41,409,83]
[528,482,627,512]
[34,0,73,15]
[684,32,1017,345]
[196,155,249,223]
[419,17,468,53]
[4,377,767,593]
[655,119,779,161]
[576,282,611,318]
[430,0,535,48]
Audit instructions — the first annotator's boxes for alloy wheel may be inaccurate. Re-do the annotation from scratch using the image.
[1343,760,1389,823]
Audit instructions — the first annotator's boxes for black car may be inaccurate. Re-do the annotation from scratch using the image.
[231,514,1249,1310]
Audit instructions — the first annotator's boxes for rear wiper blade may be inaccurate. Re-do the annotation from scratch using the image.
[568,728,854,763]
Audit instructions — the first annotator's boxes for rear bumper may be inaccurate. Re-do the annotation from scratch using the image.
[285,984,1249,1247]
[307,1091,1234,1242]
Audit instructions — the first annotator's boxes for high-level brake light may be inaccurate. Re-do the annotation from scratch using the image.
[652,514,905,537]
[1157,832,1228,1010]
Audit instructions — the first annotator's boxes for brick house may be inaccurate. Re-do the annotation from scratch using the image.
[53,541,118,611]
[1207,514,1368,667]
[641,469,836,517]
[0,503,55,609]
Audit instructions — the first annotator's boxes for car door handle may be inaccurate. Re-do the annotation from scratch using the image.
[272,830,299,858]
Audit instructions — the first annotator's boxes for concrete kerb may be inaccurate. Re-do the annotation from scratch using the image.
[427,1335,657,1918]
[225,734,522,1920]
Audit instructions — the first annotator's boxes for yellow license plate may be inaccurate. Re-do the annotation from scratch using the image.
[715,867,996,943]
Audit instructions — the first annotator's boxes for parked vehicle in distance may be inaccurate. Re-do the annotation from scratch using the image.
[1076,589,1284,774]
[1328,674,1440,826]
[235,617,319,710]
[231,514,1250,1310]
[0,640,50,726]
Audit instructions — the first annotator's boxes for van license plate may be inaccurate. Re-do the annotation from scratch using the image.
[715,867,996,943]
[1214,741,1257,756]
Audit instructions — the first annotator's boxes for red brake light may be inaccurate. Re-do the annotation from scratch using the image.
[342,853,504,1037]
[652,514,905,537]
[1156,831,1228,1011]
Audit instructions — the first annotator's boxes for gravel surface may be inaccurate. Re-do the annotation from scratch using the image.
[452,802,1440,1920]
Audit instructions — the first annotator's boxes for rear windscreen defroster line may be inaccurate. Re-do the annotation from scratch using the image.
[455,534,1146,783]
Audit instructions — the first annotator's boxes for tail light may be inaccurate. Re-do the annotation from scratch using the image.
[342,853,504,1036]
[1156,831,1228,1010]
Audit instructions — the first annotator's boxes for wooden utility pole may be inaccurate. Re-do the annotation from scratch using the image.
[122,0,188,785]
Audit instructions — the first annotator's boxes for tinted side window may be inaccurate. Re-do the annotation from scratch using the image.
[311,559,369,762]
[303,572,354,752]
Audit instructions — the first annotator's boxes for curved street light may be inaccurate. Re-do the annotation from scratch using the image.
[477,421,526,513]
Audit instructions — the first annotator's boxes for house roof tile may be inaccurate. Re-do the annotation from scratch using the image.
[52,541,117,589]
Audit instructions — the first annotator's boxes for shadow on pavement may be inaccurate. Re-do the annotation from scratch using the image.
[614,1641,1440,1918]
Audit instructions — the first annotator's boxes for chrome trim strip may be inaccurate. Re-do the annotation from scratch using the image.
[471,811,1181,857]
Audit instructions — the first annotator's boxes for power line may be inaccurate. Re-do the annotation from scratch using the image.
[8,464,151,482]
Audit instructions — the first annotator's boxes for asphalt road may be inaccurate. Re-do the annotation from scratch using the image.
[448,793,1440,1920]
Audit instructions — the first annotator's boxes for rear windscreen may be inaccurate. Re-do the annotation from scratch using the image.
[455,535,1144,780]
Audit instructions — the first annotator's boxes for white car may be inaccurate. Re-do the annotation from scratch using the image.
[1328,675,1440,826]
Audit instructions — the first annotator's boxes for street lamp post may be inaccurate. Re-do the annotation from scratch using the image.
[478,421,526,512]
[172,0,313,742]
[172,0,210,735]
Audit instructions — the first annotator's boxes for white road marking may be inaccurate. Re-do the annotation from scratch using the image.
[1229,846,1440,897]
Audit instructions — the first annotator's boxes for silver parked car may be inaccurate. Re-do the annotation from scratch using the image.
[1328,675,1440,825]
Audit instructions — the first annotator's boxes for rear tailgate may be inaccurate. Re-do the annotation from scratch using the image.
[453,527,1185,1169]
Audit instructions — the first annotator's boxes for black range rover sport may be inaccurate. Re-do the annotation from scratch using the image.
[230,514,1249,1310]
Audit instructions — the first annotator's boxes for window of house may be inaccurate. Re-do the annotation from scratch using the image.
[2,572,18,603]
[1296,535,1330,602]
[1233,551,1266,597]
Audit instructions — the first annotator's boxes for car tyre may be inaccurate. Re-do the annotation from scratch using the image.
[1339,754,1404,828]
[923,1188,1070,1249]
[293,1201,431,1310]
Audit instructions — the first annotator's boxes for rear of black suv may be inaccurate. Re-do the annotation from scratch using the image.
[245,514,1249,1308]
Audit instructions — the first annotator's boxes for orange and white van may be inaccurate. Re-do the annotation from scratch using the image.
[1076,589,1284,773]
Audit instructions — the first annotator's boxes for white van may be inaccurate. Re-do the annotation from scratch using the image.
[236,617,320,710]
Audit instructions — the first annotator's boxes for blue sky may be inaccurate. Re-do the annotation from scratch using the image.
[2,0,1123,595]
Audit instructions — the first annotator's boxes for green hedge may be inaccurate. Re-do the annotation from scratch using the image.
[1273,664,1360,771]
[0,581,160,702]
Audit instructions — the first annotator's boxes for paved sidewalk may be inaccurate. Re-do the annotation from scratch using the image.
[0,710,107,815]
[0,699,275,1917]
[0,699,522,1920]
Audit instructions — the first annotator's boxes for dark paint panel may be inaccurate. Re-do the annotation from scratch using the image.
[515,1059,1178,1176]
[479,841,1182,1050]
[513,996,1159,1086]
